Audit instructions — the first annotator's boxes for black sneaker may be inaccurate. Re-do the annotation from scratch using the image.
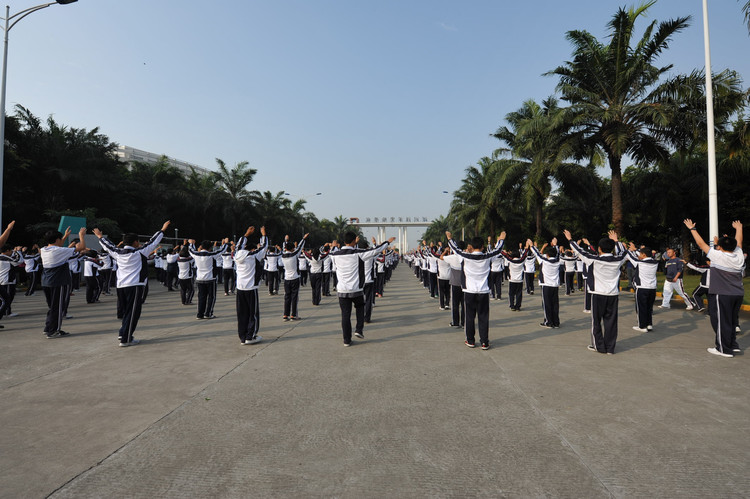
[354,332,364,339]
[481,342,490,350]
[540,322,552,328]
[46,332,60,339]
[58,331,71,337]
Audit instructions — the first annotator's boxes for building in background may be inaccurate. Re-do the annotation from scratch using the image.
[115,145,211,176]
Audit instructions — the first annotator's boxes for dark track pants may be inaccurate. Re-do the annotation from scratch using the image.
[339,294,365,344]
[43,285,70,334]
[508,281,523,310]
[708,293,742,354]
[119,285,145,343]
[451,285,464,326]
[541,285,559,327]
[283,278,300,317]
[236,288,260,342]
[590,294,619,353]
[197,280,217,318]
[464,292,489,346]
[634,287,656,329]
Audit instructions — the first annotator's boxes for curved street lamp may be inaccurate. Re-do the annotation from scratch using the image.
[0,0,78,226]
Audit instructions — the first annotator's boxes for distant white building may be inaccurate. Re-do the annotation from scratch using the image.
[115,145,212,177]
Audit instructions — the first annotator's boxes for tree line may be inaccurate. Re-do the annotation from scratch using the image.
[426,2,750,256]
[3,105,360,247]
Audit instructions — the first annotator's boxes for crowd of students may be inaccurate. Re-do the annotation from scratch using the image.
[0,221,402,348]
[0,219,745,358]
[405,221,745,358]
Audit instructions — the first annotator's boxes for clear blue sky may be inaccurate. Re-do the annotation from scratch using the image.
[7,0,749,235]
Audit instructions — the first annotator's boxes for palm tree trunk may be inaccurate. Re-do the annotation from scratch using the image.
[609,153,624,234]
[535,194,544,241]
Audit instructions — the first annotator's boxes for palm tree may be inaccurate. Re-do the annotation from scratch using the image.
[492,97,583,240]
[214,159,257,238]
[547,1,692,233]
[450,157,497,237]
[743,1,750,32]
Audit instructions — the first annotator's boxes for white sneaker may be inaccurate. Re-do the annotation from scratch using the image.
[685,304,693,311]
[736,326,742,334]
[128,339,140,346]
[732,348,741,353]
[582,309,591,314]
[632,326,648,333]
[707,347,733,358]
[119,342,129,347]
[246,336,262,345]
[647,325,653,331]
[658,305,669,309]
[7,312,18,317]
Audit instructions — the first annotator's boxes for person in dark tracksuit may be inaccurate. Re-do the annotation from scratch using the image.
[441,241,467,327]
[0,244,22,328]
[189,238,228,320]
[234,225,268,345]
[446,231,505,350]
[684,219,744,358]
[281,234,308,321]
[500,247,529,312]
[624,242,658,333]
[41,225,87,338]
[565,230,627,355]
[686,260,710,312]
[329,232,394,346]
[23,246,41,296]
[94,222,169,347]
[529,238,561,329]
[176,245,195,305]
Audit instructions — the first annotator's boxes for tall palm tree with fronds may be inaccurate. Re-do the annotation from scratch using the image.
[214,159,257,238]
[743,1,750,32]
[547,1,692,233]
[492,97,583,240]
[450,157,498,237]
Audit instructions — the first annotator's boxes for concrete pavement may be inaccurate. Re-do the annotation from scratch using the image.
[1,267,749,498]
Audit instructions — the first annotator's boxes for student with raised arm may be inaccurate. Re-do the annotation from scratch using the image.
[188,238,229,320]
[500,244,529,312]
[529,237,562,329]
[41,224,86,338]
[281,233,309,321]
[303,244,330,306]
[329,232,395,346]
[686,258,710,312]
[94,221,169,346]
[446,230,505,350]
[684,219,744,358]
[624,241,659,333]
[564,229,627,355]
[234,225,268,345]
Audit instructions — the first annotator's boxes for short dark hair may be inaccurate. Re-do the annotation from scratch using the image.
[179,247,190,257]
[200,240,212,250]
[358,240,369,249]
[45,230,63,245]
[344,231,357,244]
[639,246,652,257]
[456,240,467,251]
[598,238,615,253]
[717,236,737,252]
[284,241,295,252]
[123,233,139,246]
[470,236,484,250]
[544,246,557,257]
[1,244,12,253]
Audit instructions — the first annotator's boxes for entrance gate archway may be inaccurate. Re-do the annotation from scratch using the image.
[349,217,432,253]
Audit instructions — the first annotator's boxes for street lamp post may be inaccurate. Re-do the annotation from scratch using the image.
[702,0,719,241]
[0,0,78,226]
